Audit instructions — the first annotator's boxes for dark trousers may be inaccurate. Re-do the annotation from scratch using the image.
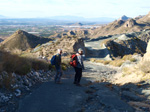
[74,67,82,84]
[55,65,62,83]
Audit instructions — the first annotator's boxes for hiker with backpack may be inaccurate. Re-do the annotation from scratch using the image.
[70,48,84,86]
[51,49,63,84]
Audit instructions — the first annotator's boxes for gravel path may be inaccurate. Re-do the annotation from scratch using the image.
[16,61,126,112]
[83,61,120,82]
[16,61,150,112]
[16,78,89,112]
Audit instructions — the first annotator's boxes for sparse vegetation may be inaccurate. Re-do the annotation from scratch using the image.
[90,54,138,67]
[0,50,50,75]
[130,58,136,62]
[109,59,125,67]
[122,67,135,75]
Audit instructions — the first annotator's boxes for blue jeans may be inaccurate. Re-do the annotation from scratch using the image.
[55,65,62,83]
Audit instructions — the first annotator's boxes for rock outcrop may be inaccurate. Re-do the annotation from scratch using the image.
[119,15,130,21]
[0,70,52,112]
[137,11,150,23]
[124,19,137,28]
[105,35,146,58]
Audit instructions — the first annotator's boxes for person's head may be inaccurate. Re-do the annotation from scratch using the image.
[78,48,83,55]
[57,49,62,54]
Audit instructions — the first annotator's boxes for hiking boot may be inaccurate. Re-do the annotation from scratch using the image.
[73,82,77,84]
[56,81,62,84]
[76,83,82,87]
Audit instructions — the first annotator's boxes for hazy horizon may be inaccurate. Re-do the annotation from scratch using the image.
[0,0,150,18]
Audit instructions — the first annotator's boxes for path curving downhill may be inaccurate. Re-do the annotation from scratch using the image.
[16,60,137,112]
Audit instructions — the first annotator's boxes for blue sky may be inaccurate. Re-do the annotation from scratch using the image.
[0,0,150,18]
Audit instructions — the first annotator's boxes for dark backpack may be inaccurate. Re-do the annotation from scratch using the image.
[51,55,56,65]
[70,54,77,67]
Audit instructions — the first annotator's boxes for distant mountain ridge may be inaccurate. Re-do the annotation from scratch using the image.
[86,11,150,38]
[49,15,115,23]
[137,11,150,23]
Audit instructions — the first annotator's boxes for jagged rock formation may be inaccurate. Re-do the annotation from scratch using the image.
[0,30,51,51]
[119,15,130,21]
[124,19,137,28]
[113,20,125,28]
[67,30,76,36]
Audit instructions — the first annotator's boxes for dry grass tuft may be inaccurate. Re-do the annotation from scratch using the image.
[109,59,125,67]
[90,54,137,67]
[0,50,50,75]
[122,54,133,60]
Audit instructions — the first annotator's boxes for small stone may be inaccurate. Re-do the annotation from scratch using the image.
[15,89,21,97]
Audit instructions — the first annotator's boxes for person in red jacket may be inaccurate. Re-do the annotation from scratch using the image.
[74,48,84,86]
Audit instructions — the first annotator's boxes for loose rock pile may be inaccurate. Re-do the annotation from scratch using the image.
[0,70,52,112]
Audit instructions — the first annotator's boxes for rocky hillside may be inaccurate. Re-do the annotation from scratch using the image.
[84,29,150,60]
[105,36,146,58]
[31,36,85,59]
[0,30,51,51]
[137,11,150,24]
[104,29,150,58]
[113,39,150,85]
[49,29,90,39]
[65,12,149,39]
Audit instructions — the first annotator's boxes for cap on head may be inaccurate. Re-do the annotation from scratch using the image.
[78,48,83,52]
[58,49,62,53]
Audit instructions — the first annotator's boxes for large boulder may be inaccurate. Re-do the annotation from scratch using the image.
[105,36,146,58]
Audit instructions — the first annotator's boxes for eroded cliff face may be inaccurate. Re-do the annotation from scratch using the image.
[105,36,147,58]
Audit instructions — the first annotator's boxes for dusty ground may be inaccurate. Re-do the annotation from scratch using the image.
[15,61,150,112]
